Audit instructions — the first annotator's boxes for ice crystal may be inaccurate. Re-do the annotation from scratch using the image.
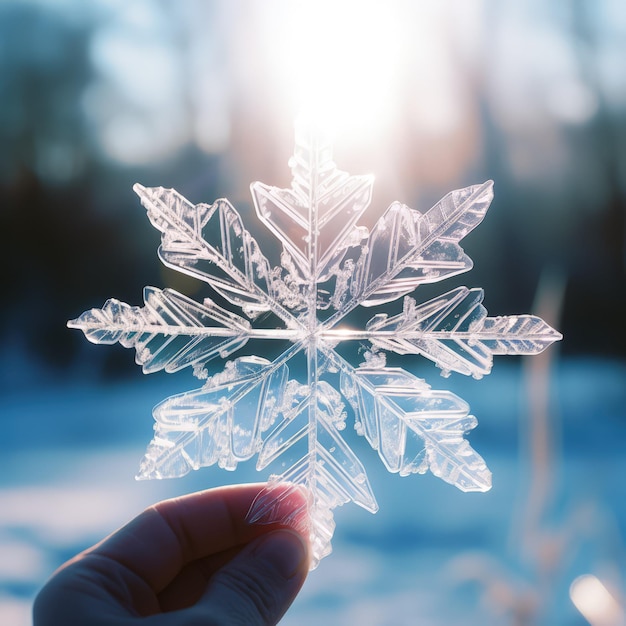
[69,119,562,568]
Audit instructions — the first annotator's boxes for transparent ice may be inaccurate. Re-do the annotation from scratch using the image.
[68,119,562,568]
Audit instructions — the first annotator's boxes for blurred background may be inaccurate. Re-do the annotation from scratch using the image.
[1,0,625,624]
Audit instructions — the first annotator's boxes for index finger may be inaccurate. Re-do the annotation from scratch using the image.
[88,482,308,592]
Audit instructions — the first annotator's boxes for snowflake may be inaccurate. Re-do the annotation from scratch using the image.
[69,119,562,568]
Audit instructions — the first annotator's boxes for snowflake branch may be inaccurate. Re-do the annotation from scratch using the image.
[322,180,494,328]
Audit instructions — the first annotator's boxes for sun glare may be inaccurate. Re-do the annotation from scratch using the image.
[271,0,410,137]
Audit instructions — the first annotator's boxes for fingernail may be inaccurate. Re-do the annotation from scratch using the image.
[253,530,307,579]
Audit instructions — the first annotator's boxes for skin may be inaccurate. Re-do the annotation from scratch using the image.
[33,484,310,626]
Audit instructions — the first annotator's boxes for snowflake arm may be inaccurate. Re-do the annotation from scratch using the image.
[253,376,378,567]
[251,123,373,284]
[134,185,299,323]
[323,179,494,328]
[338,360,492,492]
[68,288,252,375]
[364,286,564,378]
[137,354,293,477]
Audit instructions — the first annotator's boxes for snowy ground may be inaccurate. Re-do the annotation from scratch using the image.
[1,357,625,625]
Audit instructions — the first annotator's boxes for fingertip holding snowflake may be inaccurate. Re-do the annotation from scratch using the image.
[69,119,562,566]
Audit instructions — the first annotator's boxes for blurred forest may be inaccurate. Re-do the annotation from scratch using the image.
[1,0,625,387]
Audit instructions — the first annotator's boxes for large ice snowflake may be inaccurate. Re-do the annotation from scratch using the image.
[69,120,562,567]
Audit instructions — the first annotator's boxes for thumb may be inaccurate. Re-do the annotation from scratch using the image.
[196,529,309,626]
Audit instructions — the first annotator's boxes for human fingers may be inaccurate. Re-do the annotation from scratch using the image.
[93,482,308,594]
[33,483,309,624]
[33,531,307,626]
[176,528,309,626]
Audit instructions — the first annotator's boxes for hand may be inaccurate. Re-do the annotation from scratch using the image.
[33,484,310,625]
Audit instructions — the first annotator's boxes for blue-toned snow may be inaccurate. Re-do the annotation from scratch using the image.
[1,357,625,625]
